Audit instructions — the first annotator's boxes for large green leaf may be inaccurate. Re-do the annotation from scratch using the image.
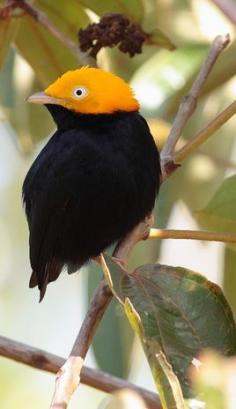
[35,0,90,42]
[0,51,54,149]
[0,17,20,69]
[78,0,144,23]
[87,263,134,378]
[102,255,236,398]
[14,14,80,87]
[125,299,185,409]
[197,175,236,238]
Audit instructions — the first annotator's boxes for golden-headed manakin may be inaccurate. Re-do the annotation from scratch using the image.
[22,67,161,301]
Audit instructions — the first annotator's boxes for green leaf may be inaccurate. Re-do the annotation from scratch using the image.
[197,175,236,239]
[87,263,134,378]
[35,0,90,42]
[78,0,144,23]
[148,28,176,51]
[14,15,78,87]
[125,298,186,409]
[102,255,236,398]
[0,18,20,68]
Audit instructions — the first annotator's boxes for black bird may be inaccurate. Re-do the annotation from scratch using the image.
[22,67,161,301]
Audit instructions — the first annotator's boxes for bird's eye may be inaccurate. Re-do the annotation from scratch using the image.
[73,86,88,99]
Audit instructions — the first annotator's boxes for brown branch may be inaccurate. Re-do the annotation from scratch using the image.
[50,281,112,408]
[70,281,112,357]
[0,335,161,409]
[50,214,155,408]
[149,228,236,244]
[8,0,96,66]
[160,34,230,176]
[211,0,236,25]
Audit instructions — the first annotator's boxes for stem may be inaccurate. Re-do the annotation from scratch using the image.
[160,34,230,172]
[149,228,236,244]
[0,335,161,409]
[173,100,236,163]
[13,0,95,66]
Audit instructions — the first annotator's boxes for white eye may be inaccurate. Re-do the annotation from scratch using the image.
[73,86,88,99]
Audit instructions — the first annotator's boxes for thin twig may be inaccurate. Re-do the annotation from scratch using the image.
[173,100,236,163]
[211,0,236,25]
[50,215,155,409]
[0,335,161,409]
[149,228,236,244]
[12,0,95,66]
[160,34,230,173]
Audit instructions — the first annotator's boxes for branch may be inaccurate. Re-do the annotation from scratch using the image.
[10,0,95,66]
[149,228,236,244]
[50,281,112,409]
[211,0,236,25]
[50,215,155,409]
[173,100,236,163]
[160,34,230,174]
[0,335,161,409]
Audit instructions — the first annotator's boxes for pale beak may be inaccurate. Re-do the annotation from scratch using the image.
[27,91,63,105]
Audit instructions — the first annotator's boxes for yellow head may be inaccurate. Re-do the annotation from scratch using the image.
[28,67,139,114]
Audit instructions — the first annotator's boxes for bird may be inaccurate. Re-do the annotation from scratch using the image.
[22,67,161,301]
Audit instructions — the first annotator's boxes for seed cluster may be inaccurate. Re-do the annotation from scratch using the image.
[78,13,147,58]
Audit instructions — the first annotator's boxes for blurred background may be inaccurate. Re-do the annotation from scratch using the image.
[0,0,236,407]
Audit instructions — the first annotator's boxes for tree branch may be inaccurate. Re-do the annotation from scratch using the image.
[50,215,155,409]
[160,34,230,175]
[0,335,161,409]
[173,100,236,163]
[50,281,112,409]
[211,0,236,25]
[149,228,236,244]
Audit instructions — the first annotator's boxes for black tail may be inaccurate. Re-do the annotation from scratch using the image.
[29,258,63,302]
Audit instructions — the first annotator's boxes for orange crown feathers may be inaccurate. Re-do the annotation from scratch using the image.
[28,67,140,115]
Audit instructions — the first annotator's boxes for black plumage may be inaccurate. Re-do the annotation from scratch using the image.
[23,104,161,300]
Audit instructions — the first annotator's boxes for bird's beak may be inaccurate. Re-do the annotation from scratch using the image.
[27,91,63,105]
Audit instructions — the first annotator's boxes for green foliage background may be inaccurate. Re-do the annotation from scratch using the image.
[0,0,236,408]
